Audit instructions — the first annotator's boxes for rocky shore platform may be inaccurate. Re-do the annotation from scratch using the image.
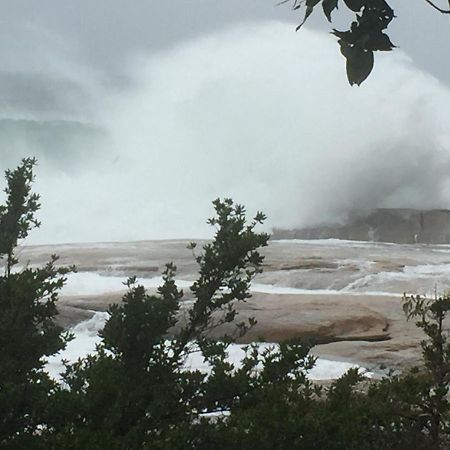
[17,237,450,372]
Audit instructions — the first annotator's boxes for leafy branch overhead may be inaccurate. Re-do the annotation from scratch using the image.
[284,0,395,85]
[285,0,449,86]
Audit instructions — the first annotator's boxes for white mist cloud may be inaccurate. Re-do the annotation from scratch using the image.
[14,21,450,243]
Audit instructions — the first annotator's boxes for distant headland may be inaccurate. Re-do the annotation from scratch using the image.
[272,209,450,244]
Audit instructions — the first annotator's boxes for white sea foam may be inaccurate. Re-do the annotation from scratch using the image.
[62,272,192,296]
[341,263,450,295]
[62,271,399,298]
[45,311,109,380]
[403,264,450,276]
[184,343,371,380]
[271,239,398,248]
[251,282,396,297]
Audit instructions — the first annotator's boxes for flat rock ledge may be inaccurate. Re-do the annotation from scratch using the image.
[58,290,427,371]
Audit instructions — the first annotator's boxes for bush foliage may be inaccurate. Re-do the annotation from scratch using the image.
[2,159,450,449]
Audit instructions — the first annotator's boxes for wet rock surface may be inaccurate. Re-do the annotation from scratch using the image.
[17,238,450,372]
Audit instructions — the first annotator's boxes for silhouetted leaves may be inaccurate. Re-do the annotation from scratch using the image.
[297,0,322,30]
[343,0,364,12]
[338,41,374,86]
[322,0,339,22]
[289,0,395,84]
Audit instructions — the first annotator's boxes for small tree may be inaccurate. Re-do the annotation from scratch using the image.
[0,158,73,448]
[48,199,270,447]
[48,199,318,449]
[401,293,450,447]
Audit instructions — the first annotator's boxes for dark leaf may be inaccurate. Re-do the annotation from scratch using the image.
[343,0,364,12]
[365,31,395,51]
[296,0,321,30]
[339,41,374,85]
[322,0,338,22]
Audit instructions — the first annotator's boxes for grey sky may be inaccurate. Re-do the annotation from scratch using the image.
[0,1,293,76]
[0,1,449,84]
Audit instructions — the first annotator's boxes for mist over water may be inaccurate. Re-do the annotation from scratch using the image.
[2,22,450,244]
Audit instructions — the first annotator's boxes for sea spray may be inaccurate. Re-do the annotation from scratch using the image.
[0,23,448,244]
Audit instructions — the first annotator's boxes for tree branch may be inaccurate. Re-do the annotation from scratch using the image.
[423,0,450,14]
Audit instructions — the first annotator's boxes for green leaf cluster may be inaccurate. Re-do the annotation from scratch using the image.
[0,159,74,449]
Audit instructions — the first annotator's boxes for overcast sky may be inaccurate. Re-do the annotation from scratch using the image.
[0,0,449,86]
